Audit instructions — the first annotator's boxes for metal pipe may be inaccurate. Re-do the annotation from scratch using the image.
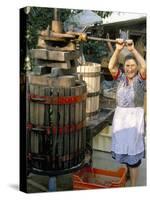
[48,176,57,192]
[87,36,132,45]
[87,36,116,43]
[67,32,117,43]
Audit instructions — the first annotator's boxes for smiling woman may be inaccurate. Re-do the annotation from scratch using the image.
[124,55,138,80]
[108,38,146,187]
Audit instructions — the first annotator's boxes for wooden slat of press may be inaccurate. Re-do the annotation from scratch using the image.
[70,87,75,167]
[83,84,87,151]
[29,84,32,153]
[64,88,70,168]
[36,59,71,69]
[83,67,89,117]
[26,81,31,155]
[26,82,31,156]
[30,85,38,154]
[88,67,92,117]
[75,86,80,165]
[28,74,50,86]
[39,85,45,126]
[87,65,89,109]
[31,49,80,61]
[49,88,54,169]
[34,85,39,126]
[52,88,58,169]
[79,85,83,163]
[57,88,64,169]
[30,129,34,153]
[35,85,39,154]
[38,85,42,155]
[56,88,60,169]
[26,80,29,124]
[29,84,34,124]
[41,86,46,156]
[44,87,48,160]
[30,84,36,153]
[44,87,53,169]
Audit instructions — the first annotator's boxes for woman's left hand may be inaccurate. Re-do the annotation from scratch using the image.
[126,39,135,52]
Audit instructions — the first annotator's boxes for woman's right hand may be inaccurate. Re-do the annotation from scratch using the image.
[126,39,134,52]
[115,38,125,51]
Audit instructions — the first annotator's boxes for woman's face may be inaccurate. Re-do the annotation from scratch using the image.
[124,59,138,79]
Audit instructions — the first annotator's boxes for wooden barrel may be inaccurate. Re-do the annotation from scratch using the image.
[26,73,87,174]
[77,62,101,119]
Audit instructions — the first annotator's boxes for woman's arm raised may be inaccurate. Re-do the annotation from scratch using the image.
[108,38,125,77]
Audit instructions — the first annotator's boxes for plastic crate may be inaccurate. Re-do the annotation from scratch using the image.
[73,166,127,190]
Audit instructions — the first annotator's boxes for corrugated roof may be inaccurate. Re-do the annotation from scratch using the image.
[102,17,146,28]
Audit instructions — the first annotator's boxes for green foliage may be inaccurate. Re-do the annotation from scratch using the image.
[83,40,109,63]
[94,11,112,19]
[27,7,53,49]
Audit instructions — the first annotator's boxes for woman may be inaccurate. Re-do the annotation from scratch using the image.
[108,38,146,186]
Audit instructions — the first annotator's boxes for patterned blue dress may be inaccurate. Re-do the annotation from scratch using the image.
[111,69,146,165]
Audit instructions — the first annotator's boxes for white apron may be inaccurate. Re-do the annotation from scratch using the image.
[111,106,145,155]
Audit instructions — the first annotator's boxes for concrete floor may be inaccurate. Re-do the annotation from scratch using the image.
[27,150,146,193]
[92,150,147,187]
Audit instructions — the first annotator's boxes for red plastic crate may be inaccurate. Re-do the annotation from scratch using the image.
[73,166,127,190]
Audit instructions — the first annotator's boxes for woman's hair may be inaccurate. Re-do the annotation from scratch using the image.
[124,55,138,65]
